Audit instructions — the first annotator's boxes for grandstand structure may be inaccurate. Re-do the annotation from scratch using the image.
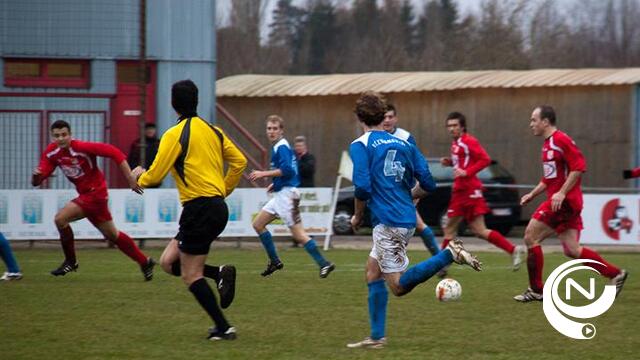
[216,69,640,192]
[0,0,216,189]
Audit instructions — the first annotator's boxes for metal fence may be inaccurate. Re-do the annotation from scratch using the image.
[0,110,105,189]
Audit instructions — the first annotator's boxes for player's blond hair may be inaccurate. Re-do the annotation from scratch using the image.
[266,114,285,129]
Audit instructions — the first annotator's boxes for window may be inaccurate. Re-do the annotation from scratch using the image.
[4,59,90,88]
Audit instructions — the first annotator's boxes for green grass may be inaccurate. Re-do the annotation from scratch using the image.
[1,247,637,359]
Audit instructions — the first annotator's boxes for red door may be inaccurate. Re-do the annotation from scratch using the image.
[110,61,156,187]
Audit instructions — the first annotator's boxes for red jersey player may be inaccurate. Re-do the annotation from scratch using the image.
[32,120,155,280]
[514,105,628,302]
[440,112,524,274]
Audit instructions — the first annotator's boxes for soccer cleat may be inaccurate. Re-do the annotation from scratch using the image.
[347,337,387,349]
[261,260,284,277]
[319,263,335,278]
[0,272,23,281]
[446,238,482,271]
[218,265,236,309]
[512,245,526,271]
[140,257,156,281]
[50,261,79,276]
[611,269,628,298]
[513,287,543,302]
[207,326,237,341]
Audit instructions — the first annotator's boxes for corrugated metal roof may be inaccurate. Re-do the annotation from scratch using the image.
[216,68,640,97]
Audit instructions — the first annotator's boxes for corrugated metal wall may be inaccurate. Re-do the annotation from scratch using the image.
[150,0,217,133]
[0,0,139,58]
[218,85,635,194]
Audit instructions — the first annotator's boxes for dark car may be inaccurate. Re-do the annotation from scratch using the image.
[332,158,521,235]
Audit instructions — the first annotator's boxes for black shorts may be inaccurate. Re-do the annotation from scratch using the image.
[176,196,228,255]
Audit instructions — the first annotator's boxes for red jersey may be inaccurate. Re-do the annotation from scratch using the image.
[540,130,586,208]
[450,133,491,193]
[38,140,126,199]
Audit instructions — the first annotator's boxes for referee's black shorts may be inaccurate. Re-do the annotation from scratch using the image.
[176,196,228,255]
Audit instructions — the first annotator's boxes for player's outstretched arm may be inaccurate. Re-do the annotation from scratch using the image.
[220,128,248,196]
[118,160,143,194]
[412,146,436,193]
[623,167,640,179]
[521,181,546,206]
[464,138,492,177]
[32,145,57,186]
[138,130,181,188]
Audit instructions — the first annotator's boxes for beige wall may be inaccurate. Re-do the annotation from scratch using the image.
[218,85,635,205]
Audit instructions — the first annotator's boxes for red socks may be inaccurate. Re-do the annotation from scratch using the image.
[115,232,148,266]
[486,230,515,254]
[58,225,77,263]
[441,238,451,250]
[527,245,544,293]
[579,247,621,279]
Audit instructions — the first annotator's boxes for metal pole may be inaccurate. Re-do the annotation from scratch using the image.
[138,0,147,169]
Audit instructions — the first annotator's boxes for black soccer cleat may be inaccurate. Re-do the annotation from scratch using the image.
[51,261,79,276]
[207,326,237,341]
[218,265,236,309]
[261,260,284,277]
[140,257,156,281]
[319,263,335,278]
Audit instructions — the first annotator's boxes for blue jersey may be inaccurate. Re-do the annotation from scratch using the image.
[271,138,299,191]
[350,130,435,228]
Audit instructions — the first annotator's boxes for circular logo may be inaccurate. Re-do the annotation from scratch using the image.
[542,259,617,339]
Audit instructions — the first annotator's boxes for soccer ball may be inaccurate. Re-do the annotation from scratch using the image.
[435,278,462,302]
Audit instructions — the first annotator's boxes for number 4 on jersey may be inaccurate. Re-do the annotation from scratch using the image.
[384,150,405,182]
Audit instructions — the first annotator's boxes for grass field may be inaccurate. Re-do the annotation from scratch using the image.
[1,246,637,360]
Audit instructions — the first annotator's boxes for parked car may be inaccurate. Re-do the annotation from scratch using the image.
[332,158,521,236]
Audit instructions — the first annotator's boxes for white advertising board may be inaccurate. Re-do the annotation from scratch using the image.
[0,188,333,240]
[581,194,640,245]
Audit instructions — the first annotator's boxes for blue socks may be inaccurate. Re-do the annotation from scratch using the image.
[368,279,388,340]
[419,227,440,256]
[399,249,453,293]
[304,239,329,267]
[259,231,280,263]
[0,232,20,273]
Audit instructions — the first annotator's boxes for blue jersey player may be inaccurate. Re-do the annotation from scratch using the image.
[0,232,22,281]
[346,92,482,349]
[249,115,335,278]
[383,104,441,259]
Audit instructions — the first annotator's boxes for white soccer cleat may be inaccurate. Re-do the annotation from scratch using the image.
[513,287,543,302]
[347,337,386,349]
[610,269,628,298]
[446,238,482,271]
[0,272,23,281]
[512,245,526,271]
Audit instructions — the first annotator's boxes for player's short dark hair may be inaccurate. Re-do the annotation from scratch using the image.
[386,103,397,116]
[51,120,71,132]
[537,105,556,125]
[294,135,306,144]
[354,91,387,126]
[144,122,156,129]
[446,111,466,132]
[172,80,198,117]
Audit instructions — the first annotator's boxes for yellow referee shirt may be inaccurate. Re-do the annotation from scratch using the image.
[138,116,247,203]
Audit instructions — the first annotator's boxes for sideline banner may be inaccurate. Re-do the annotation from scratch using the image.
[0,188,333,240]
[582,194,640,245]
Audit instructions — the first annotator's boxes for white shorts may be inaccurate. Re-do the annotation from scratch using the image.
[369,224,415,273]
[262,187,302,227]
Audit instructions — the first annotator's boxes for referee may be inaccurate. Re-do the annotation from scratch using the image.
[133,80,247,341]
